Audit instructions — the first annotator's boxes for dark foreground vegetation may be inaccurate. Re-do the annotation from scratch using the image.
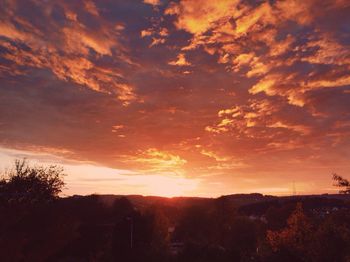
[1,160,350,262]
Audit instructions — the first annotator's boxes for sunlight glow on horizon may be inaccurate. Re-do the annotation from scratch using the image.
[0,0,350,197]
[64,163,201,198]
[0,147,202,198]
[0,147,341,198]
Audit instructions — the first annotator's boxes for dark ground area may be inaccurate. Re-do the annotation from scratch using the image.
[2,161,350,261]
[2,192,350,262]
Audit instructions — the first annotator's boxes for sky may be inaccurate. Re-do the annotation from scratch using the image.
[0,0,350,197]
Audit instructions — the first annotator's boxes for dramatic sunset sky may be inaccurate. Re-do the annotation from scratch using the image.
[0,0,350,197]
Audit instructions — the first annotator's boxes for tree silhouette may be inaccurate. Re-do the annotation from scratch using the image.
[0,159,65,205]
[332,173,350,194]
[266,202,313,260]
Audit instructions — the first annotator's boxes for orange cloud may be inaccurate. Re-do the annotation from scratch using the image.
[169,53,191,66]
[0,22,28,41]
[0,2,137,104]
[84,1,99,16]
[235,2,275,35]
[143,0,161,6]
[165,0,240,35]
[129,148,188,175]
[275,0,313,25]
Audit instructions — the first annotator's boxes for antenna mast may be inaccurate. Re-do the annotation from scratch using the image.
[292,181,296,196]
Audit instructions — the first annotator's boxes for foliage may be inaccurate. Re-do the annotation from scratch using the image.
[0,159,65,205]
[333,173,350,194]
[267,203,313,255]
[1,166,350,261]
[310,211,350,262]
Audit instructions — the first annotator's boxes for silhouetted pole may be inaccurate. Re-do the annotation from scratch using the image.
[130,218,133,249]
[293,181,296,196]
[127,217,133,249]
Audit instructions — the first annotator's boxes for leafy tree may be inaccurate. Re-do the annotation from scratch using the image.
[310,210,350,262]
[0,159,65,205]
[265,203,313,261]
[332,173,350,194]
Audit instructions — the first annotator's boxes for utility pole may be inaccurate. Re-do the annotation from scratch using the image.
[127,217,133,249]
[130,218,133,249]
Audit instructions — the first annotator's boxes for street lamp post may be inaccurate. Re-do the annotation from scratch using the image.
[127,217,133,249]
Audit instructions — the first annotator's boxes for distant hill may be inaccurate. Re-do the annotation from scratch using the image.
[67,193,350,212]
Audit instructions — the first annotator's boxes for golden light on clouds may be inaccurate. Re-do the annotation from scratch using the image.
[0,0,350,197]
[169,53,191,66]
[132,148,187,175]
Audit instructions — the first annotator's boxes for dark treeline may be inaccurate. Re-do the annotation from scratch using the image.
[1,160,350,261]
